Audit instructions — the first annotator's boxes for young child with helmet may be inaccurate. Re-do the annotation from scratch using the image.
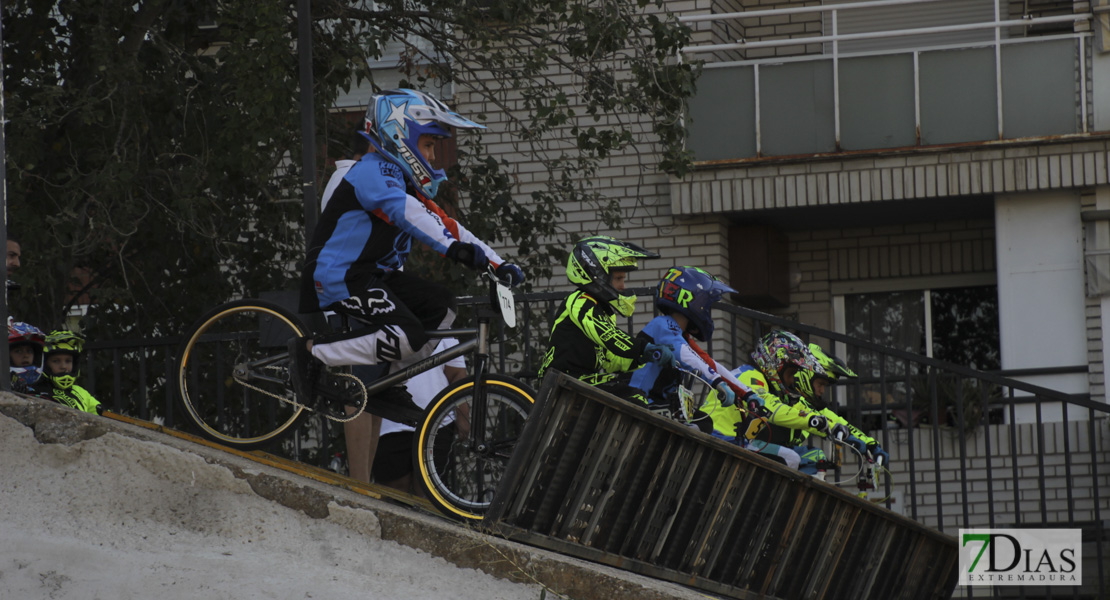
[795,343,889,466]
[294,88,523,376]
[537,235,673,400]
[27,329,103,415]
[9,319,46,393]
[627,266,755,426]
[291,88,523,476]
[702,331,882,475]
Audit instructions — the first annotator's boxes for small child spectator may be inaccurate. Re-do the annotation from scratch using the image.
[28,330,103,415]
[9,320,46,393]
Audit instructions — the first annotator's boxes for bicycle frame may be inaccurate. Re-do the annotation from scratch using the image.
[176,266,534,520]
[296,273,506,427]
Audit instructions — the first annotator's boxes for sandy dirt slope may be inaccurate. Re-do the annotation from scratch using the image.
[0,394,709,600]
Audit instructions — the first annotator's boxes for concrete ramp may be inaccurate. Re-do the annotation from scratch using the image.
[0,392,712,600]
[486,373,959,600]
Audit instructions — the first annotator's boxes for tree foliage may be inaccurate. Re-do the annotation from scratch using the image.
[2,0,697,342]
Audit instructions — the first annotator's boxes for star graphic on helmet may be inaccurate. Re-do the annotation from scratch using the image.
[386,100,409,129]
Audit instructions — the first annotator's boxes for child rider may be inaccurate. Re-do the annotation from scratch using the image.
[290,89,522,477]
[537,235,673,401]
[290,89,524,394]
[795,343,889,466]
[703,331,850,474]
[629,266,754,428]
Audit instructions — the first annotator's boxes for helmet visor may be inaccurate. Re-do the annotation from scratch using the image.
[408,105,486,132]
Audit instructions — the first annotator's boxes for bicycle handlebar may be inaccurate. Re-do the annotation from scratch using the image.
[828,434,887,468]
[482,263,512,288]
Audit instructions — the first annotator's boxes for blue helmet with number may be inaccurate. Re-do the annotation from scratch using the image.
[360,89,485,198]
[654,266,737,342]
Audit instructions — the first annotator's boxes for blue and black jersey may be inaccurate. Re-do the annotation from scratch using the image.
[299,153,502,312]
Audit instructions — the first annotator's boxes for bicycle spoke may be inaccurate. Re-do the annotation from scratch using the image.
[176,301,310,450]
[416,376,534,520]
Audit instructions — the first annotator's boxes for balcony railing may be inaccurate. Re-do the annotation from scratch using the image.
[680,0,1097,160]
[81,289,1108,596]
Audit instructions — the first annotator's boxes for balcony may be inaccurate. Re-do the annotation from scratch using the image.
[682,0,1101,162]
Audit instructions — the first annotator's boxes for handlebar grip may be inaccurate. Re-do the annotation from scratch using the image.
[871,451,887,467]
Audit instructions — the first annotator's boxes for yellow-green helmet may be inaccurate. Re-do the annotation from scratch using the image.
[43,330,85,389]
[794,343,857,405]
[807,343,857,382]
[566,236,658,305]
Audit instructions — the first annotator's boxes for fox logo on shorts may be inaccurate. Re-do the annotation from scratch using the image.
[364,289,396,315]
[340,289,396,316]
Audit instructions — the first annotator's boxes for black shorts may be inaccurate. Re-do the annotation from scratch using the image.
[371,423,458,484]
[324,270,456,351]
[371,432,414,483]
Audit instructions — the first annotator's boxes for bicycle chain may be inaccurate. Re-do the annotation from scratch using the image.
[236,367,368,424]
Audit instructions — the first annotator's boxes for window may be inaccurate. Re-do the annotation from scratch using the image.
[928,286,1000,371]
[844,285,999,372]
[838,285,1000,428]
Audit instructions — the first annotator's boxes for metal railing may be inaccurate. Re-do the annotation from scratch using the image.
[706,302,1108,599]
[81,290,1108,597]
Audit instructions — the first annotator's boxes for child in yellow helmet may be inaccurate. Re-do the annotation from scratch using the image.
[28,330,103,415]
[703,331,849,474]
[538,235,672,401]
[796,343,889,466]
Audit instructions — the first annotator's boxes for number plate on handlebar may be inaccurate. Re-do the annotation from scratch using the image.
[495,281,517,328]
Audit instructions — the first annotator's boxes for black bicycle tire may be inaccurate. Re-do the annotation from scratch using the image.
[414,374,534,521]
[175,299,311,450]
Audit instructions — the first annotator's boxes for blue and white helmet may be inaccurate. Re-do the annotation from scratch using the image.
[360,89,485,198]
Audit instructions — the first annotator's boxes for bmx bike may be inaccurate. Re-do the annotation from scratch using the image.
[174,266,535,520]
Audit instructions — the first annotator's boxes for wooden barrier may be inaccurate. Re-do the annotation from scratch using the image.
[486,373,958,600]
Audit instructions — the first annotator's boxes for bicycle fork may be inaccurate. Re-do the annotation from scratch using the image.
[468,309,495,453]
